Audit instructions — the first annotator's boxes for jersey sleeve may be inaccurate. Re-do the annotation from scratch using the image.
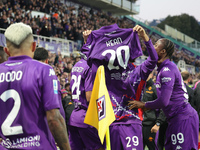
[137,39,158,81]
[145,70,175,109]
[81,32,96,57]
[129,31,143,61]
[84,67,94,92]
[42,66,60,111]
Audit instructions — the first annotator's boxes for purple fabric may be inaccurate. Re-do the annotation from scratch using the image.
[165,110,198,150]
[109,124,143,150]
[0,56,60,149]
[68,125,105,150]
[82,24,158,124]
[145,59,195,122]
[68,58,93,128]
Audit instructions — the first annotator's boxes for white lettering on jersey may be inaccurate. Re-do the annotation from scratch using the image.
[5,62,22,66]
[0,71,23,83]
[53,80,58,94]
[163,67,170,72]
[104,31,116,35]
[72,67,84,73]
[161,77,172,83]
[2,135,41,148]
[49,69,55,76]
[106,37,123,47]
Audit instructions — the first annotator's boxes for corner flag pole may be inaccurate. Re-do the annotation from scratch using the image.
[106,128,111,150]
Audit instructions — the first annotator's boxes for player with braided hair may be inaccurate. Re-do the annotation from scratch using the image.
[129,38,199,150]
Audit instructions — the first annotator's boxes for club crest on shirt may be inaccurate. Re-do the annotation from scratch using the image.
[155,81,161,88]
[97,95,106,121]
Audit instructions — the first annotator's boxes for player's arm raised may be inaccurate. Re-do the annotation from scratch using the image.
[133,25,149,42]
[47,109,71,150]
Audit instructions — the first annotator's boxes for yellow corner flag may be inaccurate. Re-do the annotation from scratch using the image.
[84,65,116,145]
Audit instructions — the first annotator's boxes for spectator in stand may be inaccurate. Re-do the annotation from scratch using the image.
[64,62,73,73]
[61,89,74,125]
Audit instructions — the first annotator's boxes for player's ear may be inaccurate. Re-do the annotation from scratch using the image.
[45,59,48,64]
[4,47,10,56]
[32,42,36,53]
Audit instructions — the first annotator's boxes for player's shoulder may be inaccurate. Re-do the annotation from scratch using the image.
[160,62,178,79]
[72,59,90,73]
[31,59,52,68]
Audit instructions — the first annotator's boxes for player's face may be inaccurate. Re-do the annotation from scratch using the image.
[154,39,165,60]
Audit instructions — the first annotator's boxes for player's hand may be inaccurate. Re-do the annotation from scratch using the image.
[128,100,145,109]
[83,30,92,44]
[133,25,149,42]
[151,124,160,133]
[0,138,2,144]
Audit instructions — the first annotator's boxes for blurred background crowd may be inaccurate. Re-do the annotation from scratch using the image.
[0,0,199,91]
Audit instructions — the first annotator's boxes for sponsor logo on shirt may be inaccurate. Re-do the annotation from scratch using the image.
[161,77,172,83]
[163,67,170,72]
[2,135,41,148]
[53,80,58,94]
[49,69,55,76]
[97,95,106,121]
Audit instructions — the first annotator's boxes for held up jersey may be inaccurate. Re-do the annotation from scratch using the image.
[0,56,60,149]
[81,24,158,124]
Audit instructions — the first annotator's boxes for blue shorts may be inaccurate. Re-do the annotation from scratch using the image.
[165,113,199,150]
[109,124,143,150]
[68,125,105,150]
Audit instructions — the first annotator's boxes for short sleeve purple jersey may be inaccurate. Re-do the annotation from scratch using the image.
[68,58,93,128]
[145,59,194,123]
[0,56,60,149]
[82,24,158,124]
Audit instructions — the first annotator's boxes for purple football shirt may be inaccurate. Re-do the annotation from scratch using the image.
[0,56,60,149]
[68,58,93,128]
[145,59,198,149]
[145,59,195,122]
[81,24,158,124]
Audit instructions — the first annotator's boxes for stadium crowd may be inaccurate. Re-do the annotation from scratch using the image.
[0,0,199,72]
[0,0,200,149]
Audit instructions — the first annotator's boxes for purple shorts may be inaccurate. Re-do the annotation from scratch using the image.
[165,113,199,150]
[109,124,143,150]
[68,125,105,150]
